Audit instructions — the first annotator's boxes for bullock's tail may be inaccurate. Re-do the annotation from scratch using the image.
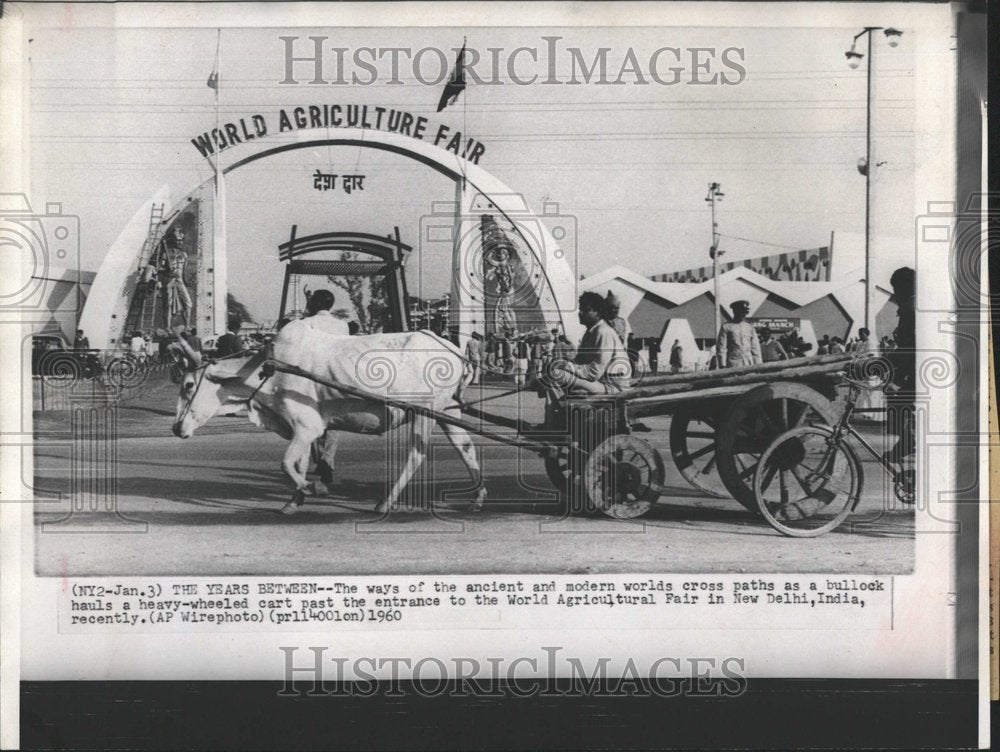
[453,359,474,405]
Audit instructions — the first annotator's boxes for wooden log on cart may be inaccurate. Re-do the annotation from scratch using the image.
[616,354,851,403]
[629,353,851,389]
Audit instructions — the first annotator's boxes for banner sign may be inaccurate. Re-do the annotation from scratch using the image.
[749,317,800,334]
[312,171,366,194]
[190,105,487,164]
[653,247,831,284]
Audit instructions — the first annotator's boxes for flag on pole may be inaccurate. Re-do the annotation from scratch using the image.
[436,40,467,112]
[207,29,221,90]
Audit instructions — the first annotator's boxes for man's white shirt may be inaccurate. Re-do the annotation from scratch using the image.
[307,310,351,336]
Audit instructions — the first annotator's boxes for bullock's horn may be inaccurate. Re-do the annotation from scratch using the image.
[175,333,201,367]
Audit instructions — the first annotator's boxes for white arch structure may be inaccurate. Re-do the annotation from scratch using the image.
[81,127,582,349]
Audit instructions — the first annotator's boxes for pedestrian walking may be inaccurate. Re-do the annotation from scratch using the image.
[466,332,482,385]
[669,339,684,373]
[514,337,529,387]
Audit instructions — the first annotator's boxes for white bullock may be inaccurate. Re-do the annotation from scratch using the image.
[264,320,485,514]
[173,322,486,515]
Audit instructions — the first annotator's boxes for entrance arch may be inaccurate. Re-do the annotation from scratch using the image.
[81,127,580,349]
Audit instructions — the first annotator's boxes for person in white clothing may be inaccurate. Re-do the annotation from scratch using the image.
[129,331,145,358]
[304,289,350,336]
[301,289,348,485]
[465,332,482,385]
[852,327,884,423]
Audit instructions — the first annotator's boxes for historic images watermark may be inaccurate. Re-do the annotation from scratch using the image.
[0,194,80,320]
[277,37,747,87]
[278,645,748,698]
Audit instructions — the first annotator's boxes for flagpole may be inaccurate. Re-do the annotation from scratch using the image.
[437,36,472,341]
[214,29,220,169]
[458,35,472,340]
[460,35,468,190]
[211,27,228,337]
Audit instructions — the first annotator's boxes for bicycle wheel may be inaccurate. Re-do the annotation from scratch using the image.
[753,426,863,537]
[717,383,839,513]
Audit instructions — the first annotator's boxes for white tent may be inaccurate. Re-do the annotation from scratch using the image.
[658,319,699,372]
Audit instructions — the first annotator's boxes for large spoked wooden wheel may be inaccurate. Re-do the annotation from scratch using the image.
[543,446,572,490]
[716,383,838,512]
[583,435,664,520]
[544,446,596,514]
[544,446,580,495]
[669,408,728,498]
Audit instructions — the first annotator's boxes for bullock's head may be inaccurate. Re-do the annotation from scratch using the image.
[172,344,262,438]
[173,363,225,438]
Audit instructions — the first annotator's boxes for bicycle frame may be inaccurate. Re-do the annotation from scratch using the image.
[828,382,900,482]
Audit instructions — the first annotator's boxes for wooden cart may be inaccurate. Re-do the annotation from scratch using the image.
[270,352,853,520]
[536,353,853,519]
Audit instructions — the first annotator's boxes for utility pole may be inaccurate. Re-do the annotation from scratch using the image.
[846,26,902,332]
[705,182,725,344]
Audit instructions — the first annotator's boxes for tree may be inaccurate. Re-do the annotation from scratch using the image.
[227,292,254,326]
[366,277,390,333]
[326,252,392,333]
[328,252,367,330]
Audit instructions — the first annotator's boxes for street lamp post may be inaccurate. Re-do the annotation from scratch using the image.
[705,182,725,345]
[846,26,902,332]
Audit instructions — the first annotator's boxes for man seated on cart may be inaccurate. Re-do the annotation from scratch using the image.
[542,292,631,396]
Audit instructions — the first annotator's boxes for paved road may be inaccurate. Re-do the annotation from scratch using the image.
[33,379,914,576]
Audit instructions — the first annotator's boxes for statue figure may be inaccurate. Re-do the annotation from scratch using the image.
[485,245,517,334]
[161,228,192,328]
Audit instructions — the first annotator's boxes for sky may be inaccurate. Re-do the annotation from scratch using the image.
[25,17,917,324]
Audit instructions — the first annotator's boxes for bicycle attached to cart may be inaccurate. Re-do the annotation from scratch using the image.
[752,370,915,538]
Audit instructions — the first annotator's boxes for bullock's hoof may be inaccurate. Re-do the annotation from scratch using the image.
[467,489,488,512]
[309,480,328,496]
[281,492,306,516]
[375,501,393,515]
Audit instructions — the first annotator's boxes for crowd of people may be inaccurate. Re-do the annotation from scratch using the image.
[703,289,907,370]
[462,285,908,390]
[118,321,274,366]
[462,291,658,388]
[465,329,571,385]
[460,290,637,395]
[712,315,902,369]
